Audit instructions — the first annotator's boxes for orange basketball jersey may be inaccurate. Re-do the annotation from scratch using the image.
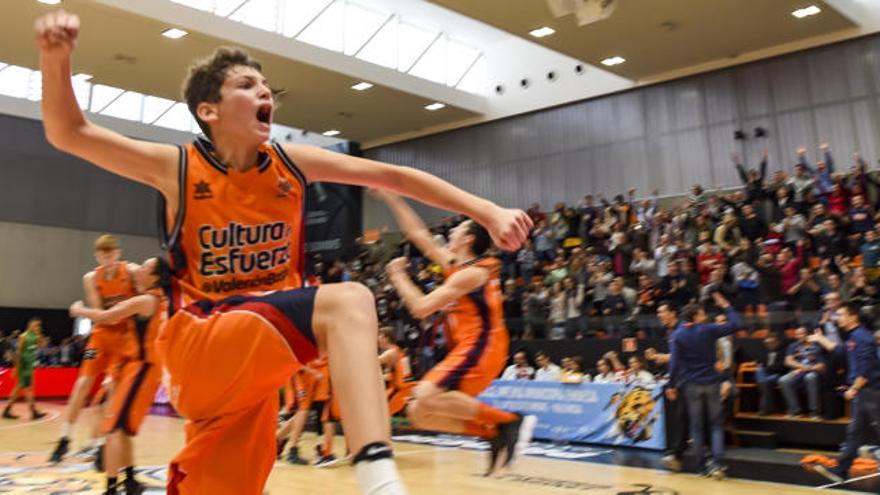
[161,137,308,311]
[95,261,136,309]
[94,261,136,333]
[131,288,168,364]
[386,344,411,390]
[442,257,508,347]
[309,356,331,402]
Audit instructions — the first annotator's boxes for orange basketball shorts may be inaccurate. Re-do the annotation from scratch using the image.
[422,330,509,397]
[80,325,129,380]
[101,360,162,435]
[386,381,415,416]
[158,287,319,495]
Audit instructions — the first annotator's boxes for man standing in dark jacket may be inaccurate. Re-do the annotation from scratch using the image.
[807,303,880,484]
[667,292,742,480]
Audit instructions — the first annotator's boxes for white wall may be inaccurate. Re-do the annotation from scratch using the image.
[0,221,158,309]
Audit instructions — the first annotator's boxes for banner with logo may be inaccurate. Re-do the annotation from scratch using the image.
[305,142,363,262]
[479,380,666,450]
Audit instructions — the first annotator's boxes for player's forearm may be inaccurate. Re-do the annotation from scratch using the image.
[40,54,87,149]
[389,166,498,228]
[389,271,430,318]
[72,304,133,325]
[382,195,436,252]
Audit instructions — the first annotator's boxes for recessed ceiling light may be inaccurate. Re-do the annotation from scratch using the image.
[37,0,62,4]
[161,28,189,39]
[601,56,626,66]
[424,102,446,111]
[72,73,93,82]
[351,82,373,91]
[322,130,341,137]
[792,5,821,18]
[529,26,556,38]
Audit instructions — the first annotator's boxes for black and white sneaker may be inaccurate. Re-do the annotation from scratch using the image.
[706,463,727,481]
[312,445,339,468]
[94,445,105,472]
[485,431,506,476]
[286,446,308,465]
[313,454,339,468]
[500,414,536,468]
[123,476,144,495]
[276,437,289,459]
[77,445,98,459]
[661,454,682,473]
[49,437,70,464]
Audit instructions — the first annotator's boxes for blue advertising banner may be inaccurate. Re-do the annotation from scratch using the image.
[479,380,666,451]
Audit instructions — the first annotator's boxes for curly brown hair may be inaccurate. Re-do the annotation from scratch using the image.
[182,47,262,139]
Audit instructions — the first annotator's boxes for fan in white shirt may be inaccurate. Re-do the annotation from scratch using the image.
[625,355,656,386]
[593,357,624,384]
[533,351,562,381]
[501,350,535,380]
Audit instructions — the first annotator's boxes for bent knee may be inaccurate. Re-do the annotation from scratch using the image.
[318,282,375,311]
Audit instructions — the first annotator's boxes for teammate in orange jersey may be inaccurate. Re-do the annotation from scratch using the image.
[276,364,323,465]
[50,234,139,466]
[375,190,536,474]
[35,10,530,494]
[69,257,171,495]
[307,356,344,467]
[378,327,414,417]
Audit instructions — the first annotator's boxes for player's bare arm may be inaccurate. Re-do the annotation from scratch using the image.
[385,258,487,319]
[379,347,399,369]
[284,144,532,251]
[371,189,454,268]
[35,11,179,207]
[69,294,157,324]
[81,271,102,310]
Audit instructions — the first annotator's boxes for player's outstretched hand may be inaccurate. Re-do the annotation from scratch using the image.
[34,10,80,59]
[385,257,408,275]
[68,300,84,317]
[488,207,533,252]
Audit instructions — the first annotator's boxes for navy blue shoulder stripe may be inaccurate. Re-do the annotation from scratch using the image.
[272,141,309,187]
[158,145,188,252]
[193,137,228,174]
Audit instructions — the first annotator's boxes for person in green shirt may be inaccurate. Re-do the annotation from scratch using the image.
[2,318,47,420]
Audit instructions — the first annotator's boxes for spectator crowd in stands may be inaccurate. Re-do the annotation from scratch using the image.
[297,143,880,422]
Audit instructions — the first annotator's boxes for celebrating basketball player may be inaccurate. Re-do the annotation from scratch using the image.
[69,257,171,495]
[50,235,139,467]
[374,190,536,474]
[35,9,531,495]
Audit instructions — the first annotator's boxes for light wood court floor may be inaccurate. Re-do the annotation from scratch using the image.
[0,402,866,494]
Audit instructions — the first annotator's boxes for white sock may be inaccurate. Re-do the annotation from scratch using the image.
[61,422,73,438]
[354,459,407,495]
